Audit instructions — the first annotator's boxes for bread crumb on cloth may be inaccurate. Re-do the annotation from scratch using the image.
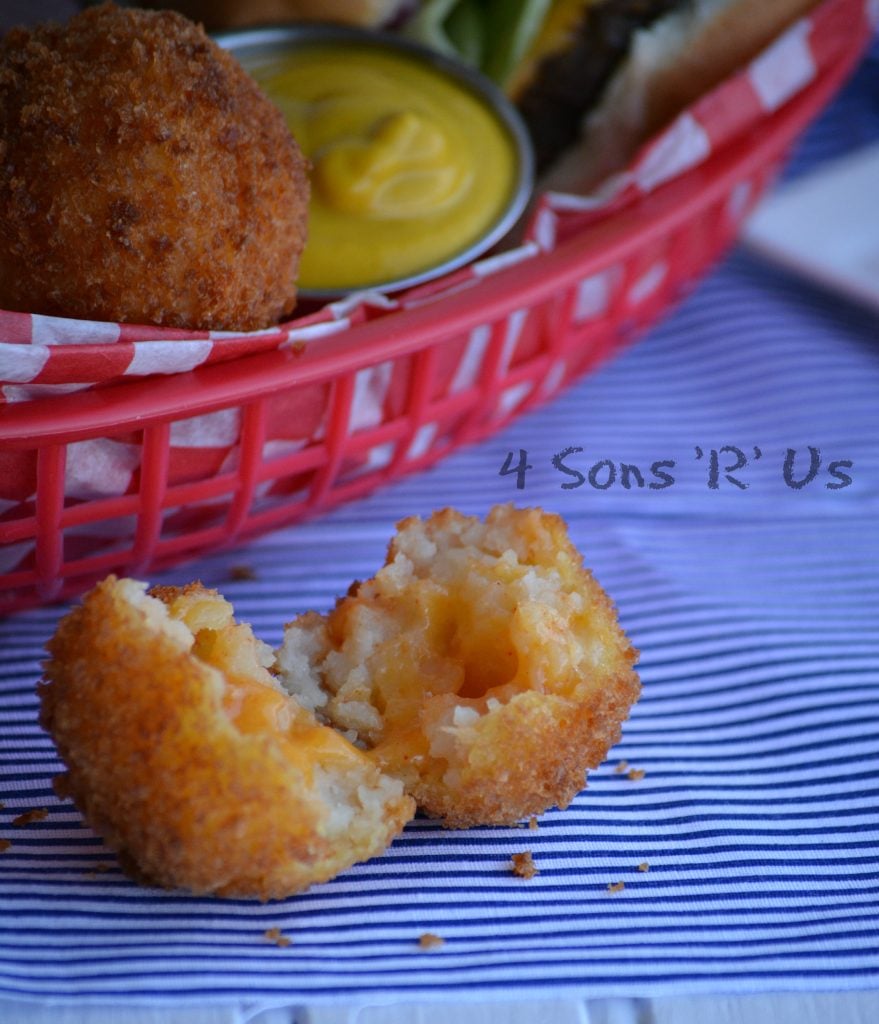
[84,862,114,878]
[264,927,292,948]
[418,933,445,950]
[510,851,539,879]
[228,565,258,582]
[11,809,48,827]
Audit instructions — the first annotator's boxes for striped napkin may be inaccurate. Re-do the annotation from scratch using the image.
[0,36,877,1017]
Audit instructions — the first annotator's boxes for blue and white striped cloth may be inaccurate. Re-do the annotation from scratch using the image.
[1,43,878,1014]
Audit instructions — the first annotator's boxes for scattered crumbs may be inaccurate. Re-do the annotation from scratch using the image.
[228,564,257,582]
[627,768,646,782]
[0,801,5,809]
[528,816,539,831]
[0,840,9,854]
[418,933,445,950]
[607,881,625,894]
[290,340,307,356]
[510,851,539,879]
[264,928,291,948]
[11,808,48,827]
[638,862,650,872]
[614,760,629,774]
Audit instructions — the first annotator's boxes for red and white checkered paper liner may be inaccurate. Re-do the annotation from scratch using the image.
[0,0,874,577]
[0,295,403,401]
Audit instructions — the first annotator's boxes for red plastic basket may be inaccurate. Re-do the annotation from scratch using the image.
[0,4,871,614]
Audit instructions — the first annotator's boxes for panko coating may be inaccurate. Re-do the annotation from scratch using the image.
[39,578,414,900]
[0,4,309,331]
[277,505,640,827]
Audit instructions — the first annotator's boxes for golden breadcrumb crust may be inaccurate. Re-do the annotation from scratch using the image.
[0,3,309,330]
[40,577,413,900]
[278,505,640,827]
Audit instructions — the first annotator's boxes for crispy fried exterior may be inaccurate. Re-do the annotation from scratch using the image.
[0,4,309,331]
[277,505,640,827]
[40,578,413,900]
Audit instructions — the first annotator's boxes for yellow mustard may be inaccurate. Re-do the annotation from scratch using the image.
[250,44,519,292]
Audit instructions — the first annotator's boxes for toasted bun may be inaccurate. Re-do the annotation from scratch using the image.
[541,0,823,193]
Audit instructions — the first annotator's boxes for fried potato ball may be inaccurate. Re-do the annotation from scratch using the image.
[40,578,414,900]
[277,505,640,827]
[0,4,309,331]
